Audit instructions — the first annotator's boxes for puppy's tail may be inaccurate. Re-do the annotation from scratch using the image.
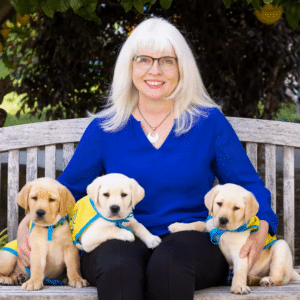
[291,269,300,281]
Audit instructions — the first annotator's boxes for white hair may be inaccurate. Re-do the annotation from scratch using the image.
[93,17,221,135]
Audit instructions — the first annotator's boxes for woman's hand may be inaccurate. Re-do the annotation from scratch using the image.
[239,220,269,270]
[17,214,31,267]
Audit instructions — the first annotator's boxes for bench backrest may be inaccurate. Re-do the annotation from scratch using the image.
[0,117,299,257]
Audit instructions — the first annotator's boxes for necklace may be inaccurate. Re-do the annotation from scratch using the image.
[137,105,172,144]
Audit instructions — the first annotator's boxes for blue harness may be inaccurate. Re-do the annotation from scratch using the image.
[24,267,65,286]
[30,215,69,241]
[206,216,254,245]
[28,215,69,285]
[206,215,277,251]
[89,199,133,232]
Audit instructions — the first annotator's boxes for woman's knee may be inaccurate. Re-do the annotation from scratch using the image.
[147,231,203,275]
[81,238,151,285]
[147,231,229,290]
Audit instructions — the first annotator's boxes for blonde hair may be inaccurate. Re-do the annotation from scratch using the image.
[94,17,221,135]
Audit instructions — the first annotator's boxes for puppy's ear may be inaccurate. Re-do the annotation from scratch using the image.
[204,185,221,214]
[17,182,32,214]
[244,192,259,223]
[59,185,76,217]
[87,178,101,204]
[130,179,145,209]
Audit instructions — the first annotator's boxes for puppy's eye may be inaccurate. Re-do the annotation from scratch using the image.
[233,206,240,211]
[121,193,127,197]
[32,196,38,201]
[49,198,55,202]
[103,193,110,197]
[217,202,222,207]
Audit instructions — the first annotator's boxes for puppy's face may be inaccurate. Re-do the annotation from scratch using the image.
[205,184,259,231]
[87,174,145,220]
[17,178,76,226]
[27,186,61,225]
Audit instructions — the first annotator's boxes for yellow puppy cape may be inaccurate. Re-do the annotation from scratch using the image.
[1,240,18,256]
[68,195,99,246]
[207,215,277,250]
[68,195,133,247]
[247,216,277,250]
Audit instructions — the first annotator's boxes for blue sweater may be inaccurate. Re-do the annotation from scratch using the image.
[58,108,278,236]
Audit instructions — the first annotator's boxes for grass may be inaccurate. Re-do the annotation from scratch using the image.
[0,92,46,127]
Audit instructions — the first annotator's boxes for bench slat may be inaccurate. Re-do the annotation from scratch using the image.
[283,146,295,258]
[246,142,257,171]
[0,286,98,299]
[63,143,75,170]
[7,150,19,242]
[0,118,91,152]
[265,144,276,213]
[2,117,300,152]
[26,147,38,183]
[0,153,1,207]
[45,145,56,179]
[229,117,300,148]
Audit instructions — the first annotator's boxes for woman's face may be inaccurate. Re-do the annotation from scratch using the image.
[132,47,179,103]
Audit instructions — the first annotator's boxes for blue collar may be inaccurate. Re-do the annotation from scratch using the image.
[89,198,133,232]
[206,215,248,245]
[30,215,68,241]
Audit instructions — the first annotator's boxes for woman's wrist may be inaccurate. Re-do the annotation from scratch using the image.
[258,220,269,240]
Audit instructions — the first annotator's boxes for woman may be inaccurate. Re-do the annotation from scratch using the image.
[17,17,278,299]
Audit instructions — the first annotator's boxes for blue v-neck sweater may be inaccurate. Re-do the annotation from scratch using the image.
[58,108,278,236]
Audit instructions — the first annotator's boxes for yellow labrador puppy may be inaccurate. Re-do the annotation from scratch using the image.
[169,183,300,294]
[0,178,88,291]
[69,173,161,252]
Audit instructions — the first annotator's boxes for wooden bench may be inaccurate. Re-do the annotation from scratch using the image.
[0,116,300,299]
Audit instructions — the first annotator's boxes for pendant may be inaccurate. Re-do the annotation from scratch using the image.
[147,131,159,144]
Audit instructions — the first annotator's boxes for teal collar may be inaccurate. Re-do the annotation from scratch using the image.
[206,215,249,245]
[89,198,133,231]
[30,215,68,241]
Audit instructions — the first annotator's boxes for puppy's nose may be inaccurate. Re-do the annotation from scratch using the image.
[36,209,46,218]
[110,205,120,214]
[219,217,229,225]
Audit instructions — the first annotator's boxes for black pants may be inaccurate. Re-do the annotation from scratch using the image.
[81,231,229,300]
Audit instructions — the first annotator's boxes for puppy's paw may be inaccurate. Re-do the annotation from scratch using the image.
[11,273,30,286]
[231,283,250,294]
[260,277,274,286]
[260,276,282,287]
[168,222,186,233]
[0,276,14,286]
[21,279,43,291]
[115,229,135,242]
[68,275,89,288]
[143,235,161,249]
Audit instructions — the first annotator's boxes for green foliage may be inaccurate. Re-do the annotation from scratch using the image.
[0,60,11,79]
[221,0,300,29]
[0,92,46,127]
[274,103,300,123]
[160,0,172,10]
[9,0,172,24]
[2,0,300,122]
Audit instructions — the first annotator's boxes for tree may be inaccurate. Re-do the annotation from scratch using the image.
[1,0,172,120]
[2,0,300,121]
[222,0,300,29]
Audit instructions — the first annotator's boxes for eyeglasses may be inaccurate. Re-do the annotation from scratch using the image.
[133,55,178,71]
